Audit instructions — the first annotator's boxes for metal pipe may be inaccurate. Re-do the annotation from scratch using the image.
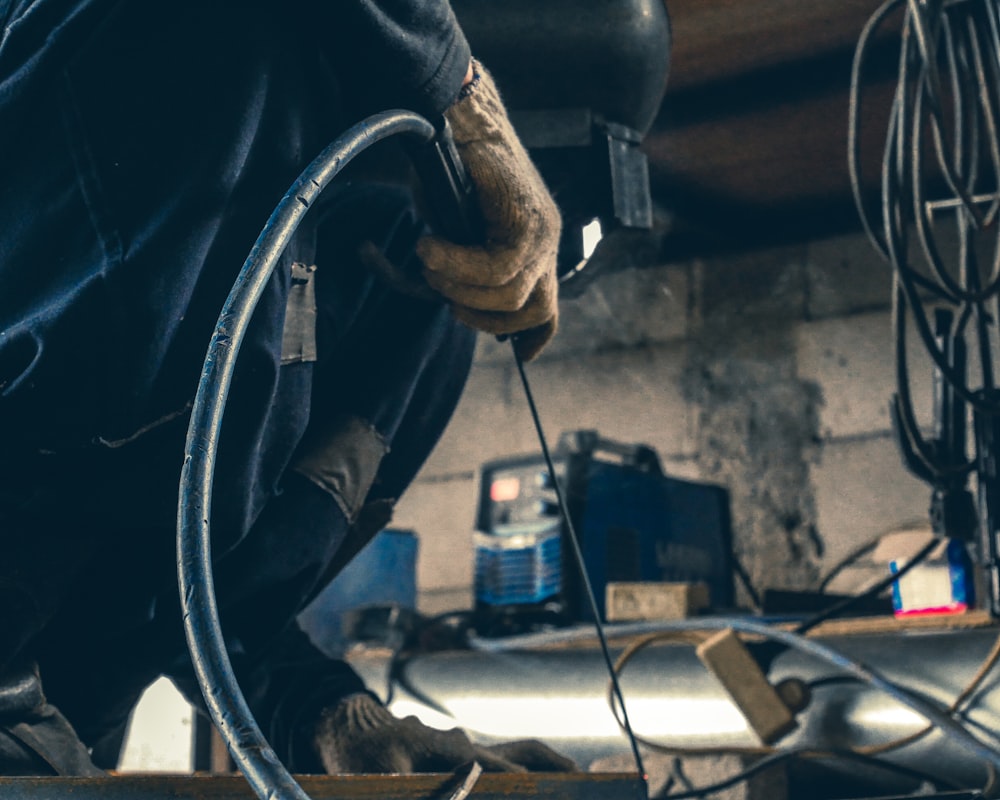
[347,625,1000,790]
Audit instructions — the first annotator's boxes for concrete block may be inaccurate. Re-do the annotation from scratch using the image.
[810,434,933,578]
[805,232,892,318]
[695,245,807,324]
[392,476,478,596]
[473,264,690,365]
[418,587,474,616]
[419,361,541,479]
[422,342,697,481]
[527,342,697,462]
[795,309,937,440]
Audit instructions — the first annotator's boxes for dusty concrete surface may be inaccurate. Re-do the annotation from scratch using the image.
[683,248,824,596]
[591,751,788,800]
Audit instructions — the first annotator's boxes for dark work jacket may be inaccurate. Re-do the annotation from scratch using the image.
[0,0,475,771]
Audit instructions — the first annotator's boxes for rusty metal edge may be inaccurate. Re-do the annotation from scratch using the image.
[0,771,646,800]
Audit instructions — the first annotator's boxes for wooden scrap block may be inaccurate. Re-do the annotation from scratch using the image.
[605,581,710,621]
[695,627,797,745]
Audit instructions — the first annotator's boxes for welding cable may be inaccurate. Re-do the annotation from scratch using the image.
[474,615,1000,775]
[604,623,1000,766]
[606,629,771,760]
[816,533,885,594]
[846,628,1000,758]
[849,0,1000,432]
[848,0,904,260]
[883,12,1000,413]
[512,348,649,786]
[816,518,963,595]
[730,536,940,680]
[793,535,937,635]
[607,625,1000,795]
[175,110,480,800]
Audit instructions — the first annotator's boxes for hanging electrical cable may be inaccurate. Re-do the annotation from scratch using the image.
[848,0,1000,574]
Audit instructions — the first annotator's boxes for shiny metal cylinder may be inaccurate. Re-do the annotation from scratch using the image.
[347,625,1000,792]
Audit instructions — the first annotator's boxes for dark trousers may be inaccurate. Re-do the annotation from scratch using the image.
[0,234,475,762]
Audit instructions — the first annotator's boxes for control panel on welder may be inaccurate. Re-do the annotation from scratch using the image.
[473,430,734,633]
[479,461,567,531]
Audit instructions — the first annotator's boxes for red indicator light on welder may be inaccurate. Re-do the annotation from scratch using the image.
[490,476,521,502]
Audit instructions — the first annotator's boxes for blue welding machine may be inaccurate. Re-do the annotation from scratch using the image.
[473,430,734,629]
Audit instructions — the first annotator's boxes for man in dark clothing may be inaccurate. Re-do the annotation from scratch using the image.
[0,0,569,776]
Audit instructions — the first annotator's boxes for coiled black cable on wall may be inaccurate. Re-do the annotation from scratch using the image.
[176,110,438,800]
[849,0,1000,600]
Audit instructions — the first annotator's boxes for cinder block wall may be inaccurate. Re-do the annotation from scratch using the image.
[393,231,938,614]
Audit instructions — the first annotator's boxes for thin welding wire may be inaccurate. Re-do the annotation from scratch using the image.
[817,535,883,593]
[511,347,648,786]
[794,535,938,635]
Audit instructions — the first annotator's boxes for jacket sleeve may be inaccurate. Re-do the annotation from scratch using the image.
[306,0,472,120]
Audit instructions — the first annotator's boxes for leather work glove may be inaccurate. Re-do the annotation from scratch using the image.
[416,61,562,362]
[312,692,577,774]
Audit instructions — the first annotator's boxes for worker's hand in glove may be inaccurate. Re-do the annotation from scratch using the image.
[313,692,577,774]
[415,60,562,362]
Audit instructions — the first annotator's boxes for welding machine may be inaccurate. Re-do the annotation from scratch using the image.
[473,430,734,632]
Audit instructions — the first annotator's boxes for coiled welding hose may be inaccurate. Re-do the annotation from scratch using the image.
[176,110,456,800]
